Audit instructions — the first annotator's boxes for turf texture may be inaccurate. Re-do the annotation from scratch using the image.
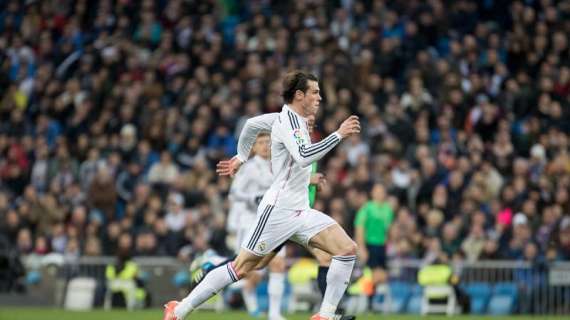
[1,308,569,320]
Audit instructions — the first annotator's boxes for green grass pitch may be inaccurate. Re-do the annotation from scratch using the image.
[0,308,569,320]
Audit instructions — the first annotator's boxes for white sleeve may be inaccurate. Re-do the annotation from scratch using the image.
[279,111,343,168]
[236,113,279,162]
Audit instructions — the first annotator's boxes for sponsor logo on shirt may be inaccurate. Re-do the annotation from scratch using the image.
[293,129,305,145]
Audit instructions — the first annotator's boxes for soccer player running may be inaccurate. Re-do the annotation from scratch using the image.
[163,70,361,320]
[192,115,354,319]
[227,132,288,320]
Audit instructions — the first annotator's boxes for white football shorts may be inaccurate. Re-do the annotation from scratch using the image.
[241,204,337,256]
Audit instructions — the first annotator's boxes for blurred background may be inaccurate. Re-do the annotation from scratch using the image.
[0,0,569,318]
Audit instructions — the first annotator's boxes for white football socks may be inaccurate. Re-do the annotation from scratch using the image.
[268,272,285,319]
[242,285,259,314]
[319,255,356,318]
[174,262,239,319]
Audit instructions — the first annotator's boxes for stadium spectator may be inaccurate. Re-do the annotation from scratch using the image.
[0,0,566,284]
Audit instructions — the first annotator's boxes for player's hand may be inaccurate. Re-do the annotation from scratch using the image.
[336,115,361,138]
[216,156,242,177]
[310,172,325,186]
[317,177,327,191]
[310,172,327,191]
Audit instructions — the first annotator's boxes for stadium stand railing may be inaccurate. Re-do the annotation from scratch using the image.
[13,256,570,315]
[388,259,570,315]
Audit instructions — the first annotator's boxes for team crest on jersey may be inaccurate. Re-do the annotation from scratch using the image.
[293,129,305,145]
[257,241,267,252]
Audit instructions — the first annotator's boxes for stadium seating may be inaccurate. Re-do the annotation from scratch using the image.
[255,280,293,313]
[344,294,369,315]
[287,281,320,313]
[171,270,190,288]
[287,259,320,313]
[387,281,413,313]
[487,282,518,315]
[104,278,137,310]
[420,284,458,315]
[464,282,492,314]
[25,271,42,285]
[370,284,390,313]
[255,280,269,312]
[64,277,97,311]
[405,285,423,314]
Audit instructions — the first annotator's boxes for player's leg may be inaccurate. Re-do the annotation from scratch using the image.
[186,241,280,305]
[255,251,277,270]
[301,211,357,319]
[242,270,262,316]
[234,224,261,316]
[309,223,357,256]
[307,246,357,320]
[308,247,332,296]
[241,206,302,319]
[239,250,284,318]
[368,244,388,299]
[267,246,287,320]
[188,225,247,287]
[167,204,296,320]
[372,268,387,285]
[166,204,285,320]
[187,250,277,316]
[357,244,387,287]
[167,249,262,320]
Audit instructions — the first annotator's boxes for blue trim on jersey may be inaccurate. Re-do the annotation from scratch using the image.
[287,111,299,130]
[291,112,301,128]
[247,205,274,250]
[246,205,271,249]
[299,135,339,157]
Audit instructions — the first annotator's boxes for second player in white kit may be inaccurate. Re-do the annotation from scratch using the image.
[227,132,288,320]
[229,141,273,253]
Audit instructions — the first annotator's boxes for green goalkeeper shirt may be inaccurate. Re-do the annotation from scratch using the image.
[354,201,394,245]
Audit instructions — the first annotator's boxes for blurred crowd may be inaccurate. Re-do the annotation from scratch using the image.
[0,0,569,269]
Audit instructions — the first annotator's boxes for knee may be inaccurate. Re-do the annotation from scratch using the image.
[234,264,255,279]
[351,240,359,255]
[232,262,248,279]
[373,269,388,284]
[233,258,258,279]
[341,240,358,256]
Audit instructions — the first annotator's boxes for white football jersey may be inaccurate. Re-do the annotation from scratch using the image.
[227,155,273,251]
[235,105,342,210]
[229,155,273,213]
[228,113,278,233]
